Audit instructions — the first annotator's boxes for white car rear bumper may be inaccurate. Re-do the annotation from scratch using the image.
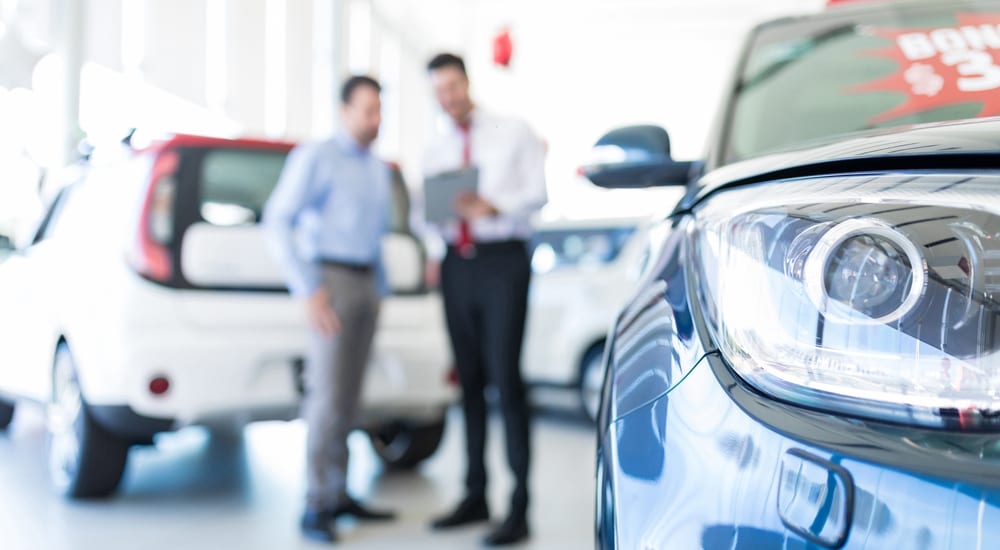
[110,329,455,426]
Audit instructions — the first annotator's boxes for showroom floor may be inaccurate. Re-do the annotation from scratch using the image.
[0,404,594,549]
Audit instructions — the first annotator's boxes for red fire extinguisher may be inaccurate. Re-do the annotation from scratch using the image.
[493,27,513,68]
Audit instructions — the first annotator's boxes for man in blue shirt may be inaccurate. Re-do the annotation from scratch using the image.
[263,75,395,543]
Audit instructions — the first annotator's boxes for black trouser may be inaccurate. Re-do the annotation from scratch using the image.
[441,240,532,517]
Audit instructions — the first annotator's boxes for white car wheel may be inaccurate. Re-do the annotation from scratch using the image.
[47,344,130,498]
[48,347,83,491]
[368,418,446,469]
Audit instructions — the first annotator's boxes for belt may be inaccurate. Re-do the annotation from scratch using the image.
[447,240,527,256]
[319,258,375,274]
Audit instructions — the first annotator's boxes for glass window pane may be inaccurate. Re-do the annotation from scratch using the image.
[199,149,288,225]
[727,1,1000,163]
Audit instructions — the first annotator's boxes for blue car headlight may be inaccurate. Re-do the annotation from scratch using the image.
[694,173,1000,428]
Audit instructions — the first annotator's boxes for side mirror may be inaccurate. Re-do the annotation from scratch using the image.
[580,125,700,188]
[382,233,425,294]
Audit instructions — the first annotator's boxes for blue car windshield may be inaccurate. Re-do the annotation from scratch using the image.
[725,0,1000,164]
[530,226,636,273]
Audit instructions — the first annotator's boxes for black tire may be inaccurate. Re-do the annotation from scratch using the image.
[48,344,130,499]
[368,418,446,470]
[0,399,14,430]
[579,343,607,422]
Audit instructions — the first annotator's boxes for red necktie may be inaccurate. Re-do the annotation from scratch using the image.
[457,122,475,257]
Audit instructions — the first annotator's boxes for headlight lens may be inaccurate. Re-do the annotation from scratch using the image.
[695,173,1000,428]
[798,219,926,324]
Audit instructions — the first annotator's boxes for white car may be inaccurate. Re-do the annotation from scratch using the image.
[523,216,651,420]
[0,134,455,498]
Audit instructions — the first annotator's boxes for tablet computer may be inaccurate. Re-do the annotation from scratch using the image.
[423,167,480,225]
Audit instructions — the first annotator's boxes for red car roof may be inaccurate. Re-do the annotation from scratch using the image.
[142,133,296,154]
[137,133,402,171]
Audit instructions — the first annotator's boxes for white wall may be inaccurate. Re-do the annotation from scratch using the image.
[2,0,832,235]
[77,0,827,172]
[371,0,826,218]
[142,0,208,105]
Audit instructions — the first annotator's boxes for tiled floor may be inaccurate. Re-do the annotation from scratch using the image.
[0,403,595,549]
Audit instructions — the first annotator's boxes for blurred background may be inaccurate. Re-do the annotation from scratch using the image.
[1,0,825,233]
[0,1,830,549]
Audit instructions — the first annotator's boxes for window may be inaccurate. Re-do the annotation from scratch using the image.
[197,148,413,235]
[198,148,288,226]
[530,226,636,274]
[726,1,1000,163]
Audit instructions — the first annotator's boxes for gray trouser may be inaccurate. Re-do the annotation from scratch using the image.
[303,265,380,509]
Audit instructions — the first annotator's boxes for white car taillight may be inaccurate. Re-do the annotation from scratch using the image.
[148,178,176,243]
[131,151,178,282]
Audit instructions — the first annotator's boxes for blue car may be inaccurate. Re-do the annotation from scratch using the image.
[587,1,1000,548]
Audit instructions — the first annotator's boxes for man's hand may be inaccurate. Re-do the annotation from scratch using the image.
[425,260,441,290]
[454,192,498,221]
[308,288,341,337]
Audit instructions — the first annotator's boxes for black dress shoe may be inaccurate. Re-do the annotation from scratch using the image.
[332,498,397,522]
[301,509,338,543]
[483,516,530,546]
[430,496,490,530]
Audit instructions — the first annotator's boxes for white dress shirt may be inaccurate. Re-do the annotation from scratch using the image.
[422,108,547,248]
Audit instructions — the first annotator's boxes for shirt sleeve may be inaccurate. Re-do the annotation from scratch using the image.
[491,120,548,217]
[262,144,323,298]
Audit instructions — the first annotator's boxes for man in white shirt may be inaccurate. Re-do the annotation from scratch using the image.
[423,53,547,547]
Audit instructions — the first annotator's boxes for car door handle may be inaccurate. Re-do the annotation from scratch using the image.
[777,448,855,549]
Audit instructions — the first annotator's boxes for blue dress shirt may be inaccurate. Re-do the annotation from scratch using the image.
[263,132,392,297]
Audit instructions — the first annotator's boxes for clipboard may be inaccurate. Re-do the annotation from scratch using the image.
[423,167,480,224]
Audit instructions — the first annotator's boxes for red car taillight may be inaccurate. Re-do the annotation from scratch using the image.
[131,150,178,282]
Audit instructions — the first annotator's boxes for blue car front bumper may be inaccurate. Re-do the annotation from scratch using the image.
[599,345,1000,549]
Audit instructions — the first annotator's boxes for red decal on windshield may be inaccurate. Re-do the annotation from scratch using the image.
[854,14,1000,125]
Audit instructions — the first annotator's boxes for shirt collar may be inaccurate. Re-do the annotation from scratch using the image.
[454,107,479,134]
[334,130,370,157]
